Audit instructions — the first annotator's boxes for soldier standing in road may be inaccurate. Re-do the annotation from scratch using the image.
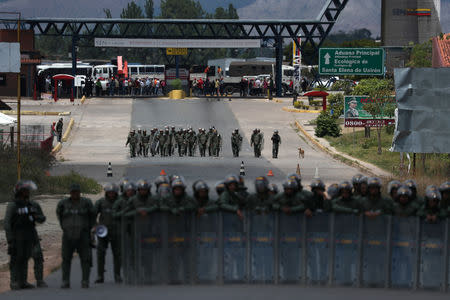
[188,129,197,156]
[169,126,176,156]
[94,183,122,284]
[251,129,263,158]
[4,180,46,290]
[231,129,243,157]
[141,130,150,157]
[56,184,95,289]
[211,129,222,157]
[157,130,166,156]
[56,118,64,142]
[160,177,196,214]
[192,180,218,216]
[149,128,158,157]
[271,130,281,158]
[136,129,142,157]
[175,129,184,157]
[207,127,214,156]
[125,130,137,158]
[197,128,208,157]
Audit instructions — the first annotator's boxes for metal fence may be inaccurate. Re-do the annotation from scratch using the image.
[121,212,450,291]
[0,125,51,148]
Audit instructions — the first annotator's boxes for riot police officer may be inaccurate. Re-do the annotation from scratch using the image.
[56,184,95,289]
[4,180,46,290]
[94,183,122,284]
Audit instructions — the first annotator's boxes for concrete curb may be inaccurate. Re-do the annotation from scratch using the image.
[294,120,392,178]
[51,142,62,155]
[80,96,86,104]
[62,118,74,142]
[274,98,283,103]
[0,110,71,116]
[283,107,321,114]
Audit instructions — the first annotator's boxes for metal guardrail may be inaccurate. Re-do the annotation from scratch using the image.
[121,212,449,291]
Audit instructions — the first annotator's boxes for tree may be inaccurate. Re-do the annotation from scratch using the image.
[144,0,154,18]
[352,78,395,154]
[160,0,205,19]
[406,40,432,68]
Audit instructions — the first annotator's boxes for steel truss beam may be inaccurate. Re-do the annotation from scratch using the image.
[0,0,347,58]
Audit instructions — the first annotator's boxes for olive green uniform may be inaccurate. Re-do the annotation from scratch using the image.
[160,194,197,214]
[231,132,243,157]
[247,193,274,214]
[359,195,393,215]
[218,190,248,213]
[56,197,95,286]
[273,192,307,213]
[393,200,420,217]
[4,198,46,289]
[332,196,360,214]
[94,196,121,281]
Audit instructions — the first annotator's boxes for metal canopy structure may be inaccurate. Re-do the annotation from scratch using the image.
[0,0,348,96]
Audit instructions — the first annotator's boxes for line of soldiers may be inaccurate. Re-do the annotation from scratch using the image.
[126,127,282,159]
[126,126,223,158]
[6,176,449,290]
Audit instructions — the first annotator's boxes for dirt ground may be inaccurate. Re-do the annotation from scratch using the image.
[0,193,102,293]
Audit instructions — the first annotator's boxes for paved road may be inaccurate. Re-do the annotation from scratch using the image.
[3,97,448,298]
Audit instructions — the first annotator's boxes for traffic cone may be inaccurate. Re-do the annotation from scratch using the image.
[296,164,301,177]
[160,169,167,176]
[107,162,113,177]
[240,161,245,176]
[267,169,274,177]
[314,166,319,179]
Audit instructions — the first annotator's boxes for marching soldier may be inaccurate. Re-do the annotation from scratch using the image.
[169,126,176,156]
[197,128,208,157]
[188,129,197,156]
[141,130,150,157]
[251,129,263,158]
[213,130,222,157]
[94,183,122,284]
[231,129,243,157]
[150,128,158,157]
[136,129,142,156]
[125,130,137,158]
[4,180,46,290]
[207,127,215,156]
[56,184,95,289]
[271,130,281,159]
[157,129,166,156]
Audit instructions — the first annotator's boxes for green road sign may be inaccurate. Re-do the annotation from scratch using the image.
[319,48,385,76]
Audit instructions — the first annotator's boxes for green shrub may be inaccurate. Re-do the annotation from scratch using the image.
[169,78,182,90]
[327,93,344,119]
[331,80,354,94]
[293,101,302,109]
[315,111,341,138]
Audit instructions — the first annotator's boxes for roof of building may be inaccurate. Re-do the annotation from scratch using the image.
[433,33,450,67]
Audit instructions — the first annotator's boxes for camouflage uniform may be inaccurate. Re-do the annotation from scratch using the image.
[125,131,137,158]
[141,131,150,157]
[231,129,243,157]
[197,129,208,157]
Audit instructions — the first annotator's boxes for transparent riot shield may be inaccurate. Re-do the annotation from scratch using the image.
[391,217,417,288]
[249,211,275,283]
[134,212,164,284]
[362,215,389,287]
[333,213,359,286]
[121,215,136,284]
[167,212,193,284]
[278,213,303,283]
[306,213,330,285]
[223,211,247,283]
[419,220,446,289]
[195,211,219,283]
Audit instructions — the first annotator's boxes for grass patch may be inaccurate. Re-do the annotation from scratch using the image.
[0,146,101,203]
[325,129,450,189]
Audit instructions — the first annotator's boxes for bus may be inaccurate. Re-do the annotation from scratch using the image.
[127,64,165,80]
[37,62,93,93]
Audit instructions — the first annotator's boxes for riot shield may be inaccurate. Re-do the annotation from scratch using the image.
[419,220,446,289]
[333,213,359,286]
[134,212,164,284]
[167,212,193,284]
[249,211,275,283]
[306,213,330,285]
[223,212,247,283]
[362,215,389,287]
[278,213,303,283]
[391,217,417,288]
[195,212,220,283]
[121,216,135,284]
